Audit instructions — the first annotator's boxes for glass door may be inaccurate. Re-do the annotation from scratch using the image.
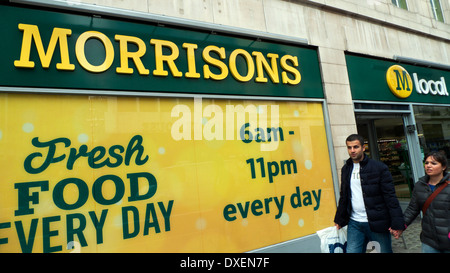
[356,115,414,200]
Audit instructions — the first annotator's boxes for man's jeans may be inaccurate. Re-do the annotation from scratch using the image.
[347,219,392,253]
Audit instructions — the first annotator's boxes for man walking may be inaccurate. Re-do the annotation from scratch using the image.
[334,134,405,253]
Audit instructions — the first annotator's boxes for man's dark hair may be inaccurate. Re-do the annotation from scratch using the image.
[346,134,365,147]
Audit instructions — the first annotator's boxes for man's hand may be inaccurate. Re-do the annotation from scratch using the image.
[389,228,403,239]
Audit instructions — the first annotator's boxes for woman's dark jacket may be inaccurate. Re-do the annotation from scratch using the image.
[334,154,405,233]
[404,173,450,251]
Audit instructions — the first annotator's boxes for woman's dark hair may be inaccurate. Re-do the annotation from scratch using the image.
[424,151,448,172]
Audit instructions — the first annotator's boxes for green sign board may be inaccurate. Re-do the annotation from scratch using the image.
[0,3,324,98]
[346,53,450,104]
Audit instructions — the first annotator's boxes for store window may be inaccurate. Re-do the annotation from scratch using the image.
[0,93,337,252]
[414,105,450,161]
[430,0,445,22]
[391,0,408,10]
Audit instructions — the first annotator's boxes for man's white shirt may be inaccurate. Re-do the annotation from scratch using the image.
[350,162,368,222]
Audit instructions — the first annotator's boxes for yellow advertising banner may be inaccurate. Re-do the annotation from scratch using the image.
[0,93,336,253]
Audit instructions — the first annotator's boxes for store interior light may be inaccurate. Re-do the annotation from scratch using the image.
[393,55,450,70]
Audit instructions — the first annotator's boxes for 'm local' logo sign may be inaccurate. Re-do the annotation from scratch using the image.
[386,65,413,98]
[386,65,448,99]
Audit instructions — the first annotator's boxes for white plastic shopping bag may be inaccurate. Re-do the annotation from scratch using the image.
[316,226,347,253]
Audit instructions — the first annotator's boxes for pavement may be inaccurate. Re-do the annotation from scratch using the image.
[391,216,422,253]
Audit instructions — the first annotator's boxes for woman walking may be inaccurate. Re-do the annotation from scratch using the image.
[397,151,450,253]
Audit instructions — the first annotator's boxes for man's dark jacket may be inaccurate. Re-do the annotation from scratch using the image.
[334,154,405,233]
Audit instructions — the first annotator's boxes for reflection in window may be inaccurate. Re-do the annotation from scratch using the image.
[391,0,408,10]
[430,0,445,22]
[414,105,450,161]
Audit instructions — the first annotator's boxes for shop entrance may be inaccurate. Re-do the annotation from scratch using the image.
[356,115,414,200]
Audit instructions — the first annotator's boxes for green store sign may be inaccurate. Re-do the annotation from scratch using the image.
[0,3,324,98]
[346,54,450,104]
